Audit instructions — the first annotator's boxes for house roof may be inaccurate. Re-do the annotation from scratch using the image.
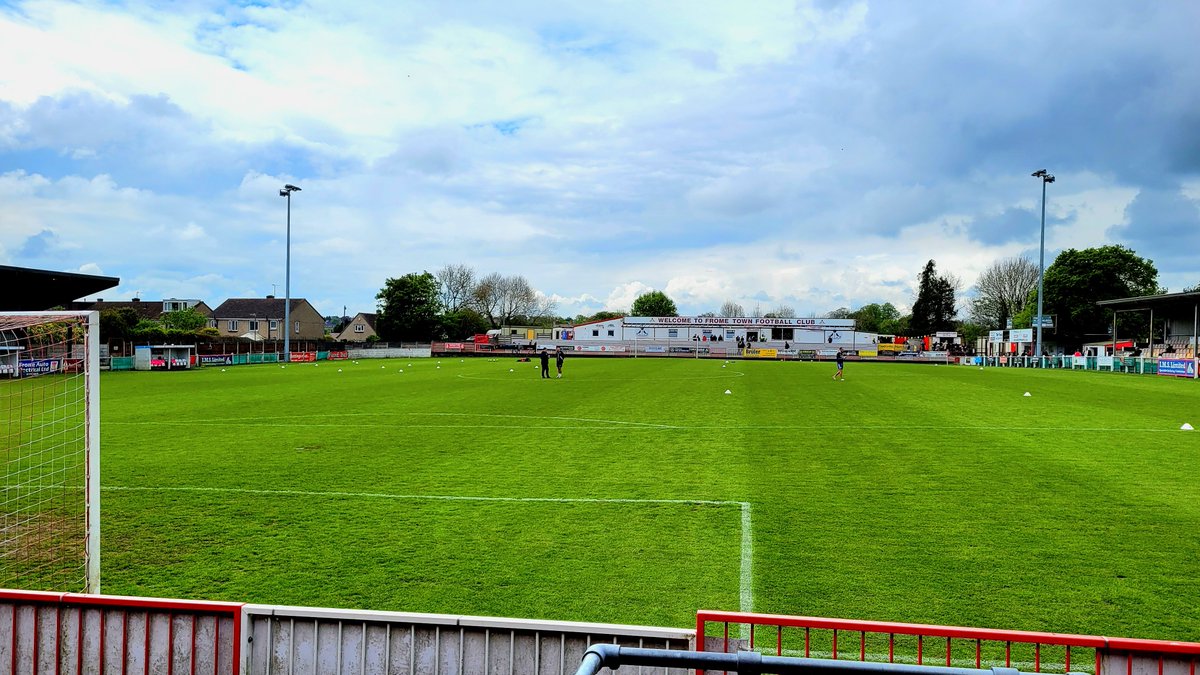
[354,313,378,330]
[212,298,314,318]
[81,300,166,320]
[0,265,119,311]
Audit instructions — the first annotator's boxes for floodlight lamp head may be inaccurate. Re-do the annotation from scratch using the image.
[1045,174,1055,183]
[279,184,301,196]
[1032,169,1048,178]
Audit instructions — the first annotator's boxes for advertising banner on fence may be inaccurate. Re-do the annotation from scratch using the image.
[857,350,877,358]
[988,330,1005,342]
[921,351,948,359]
[1096,355,1114,368]
[744,348,778,358]
[200,354,233,365]
[328,351,349,360]
[443,343,464,350]
[1009,328,1033,342]
[579,345,627,352]
[1157,358,1197,378]
[644,346,666,353]
[19,359,61,374]
[877,343,906,353]
[289,352,316,362]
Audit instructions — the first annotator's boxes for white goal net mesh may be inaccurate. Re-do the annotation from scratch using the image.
[0,311,99,593]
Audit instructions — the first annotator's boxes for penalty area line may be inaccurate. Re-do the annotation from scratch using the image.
[103,485,755,614]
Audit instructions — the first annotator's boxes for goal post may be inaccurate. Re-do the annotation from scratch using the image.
[0,310,100,593]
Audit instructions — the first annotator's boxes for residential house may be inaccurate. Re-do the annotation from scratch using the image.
[334,312,378,342]
[72,298,214,321]
[211,297,325,341]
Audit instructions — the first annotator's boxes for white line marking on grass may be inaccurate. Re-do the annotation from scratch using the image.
[410,412,682,429]
[456,371,748,382]
[105,418,1185,433]
[103,485,755,614]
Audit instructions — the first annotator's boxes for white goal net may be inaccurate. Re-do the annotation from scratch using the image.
[0,311,99,593]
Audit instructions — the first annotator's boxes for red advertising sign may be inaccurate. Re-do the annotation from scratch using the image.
[289,352,316,362]
[328,351,349,360]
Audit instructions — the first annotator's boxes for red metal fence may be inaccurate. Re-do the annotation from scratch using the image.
[2,589,242,675]
[697,611,1200,675]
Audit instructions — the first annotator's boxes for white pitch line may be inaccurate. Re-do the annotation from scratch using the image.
[410,412,682,429]
[103,419,1185,434]
[103,485,754,613]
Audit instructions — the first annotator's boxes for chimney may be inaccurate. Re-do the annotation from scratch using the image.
[131,298,140,302]
[266,295,275,299]
[96,298,103,302]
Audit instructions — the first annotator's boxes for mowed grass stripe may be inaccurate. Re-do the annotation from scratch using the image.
[97,358,1200,638]
[99,487,743,626]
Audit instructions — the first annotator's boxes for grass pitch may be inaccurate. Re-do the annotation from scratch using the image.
[97,357,1200,639]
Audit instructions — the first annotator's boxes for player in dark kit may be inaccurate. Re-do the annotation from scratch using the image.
[539,349,550,378]
[833,347,846,381]
[555,347,565,378]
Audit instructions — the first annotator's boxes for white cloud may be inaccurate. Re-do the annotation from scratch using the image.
[1,0,1197,321]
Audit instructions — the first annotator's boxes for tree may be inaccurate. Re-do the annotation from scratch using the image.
[826,307,853,319]
[719,301,744,317]
[631,290,677,317]
[469,273,548,327]
[99,307,141,342]
[471,272,505,327]
[770,304,795,318]
[440,308,490,339]
[437,264,475,313]
[575,310,624,323]
[376,272,444,341]
[969,257,1039,329]
[160,308,208,332]
[910,260,957,335]
[1039,245,1161,345]
[850,303,901,333]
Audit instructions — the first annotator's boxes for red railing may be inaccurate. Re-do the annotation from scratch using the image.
[697,611,1200,675]
[2,589,243,675]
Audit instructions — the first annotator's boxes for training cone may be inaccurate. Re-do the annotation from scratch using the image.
[399,369,403,373]
[338,369,342,373]
[724,389,732,395]
[220,369,226,372]
[1182,423,1194,431]
[1023,392,1032,397]
[509,368,514,372]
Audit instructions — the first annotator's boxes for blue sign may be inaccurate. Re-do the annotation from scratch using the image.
[19,359,61,374]
[1158,358,1197,378]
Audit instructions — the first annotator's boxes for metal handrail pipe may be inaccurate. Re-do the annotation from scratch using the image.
[573,645,1085,675]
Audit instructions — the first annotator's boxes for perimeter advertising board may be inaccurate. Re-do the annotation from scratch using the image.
[19,359,61,374]
[1009,328,1033,342]
[1157,358,1197,378]
[199,354,233,366]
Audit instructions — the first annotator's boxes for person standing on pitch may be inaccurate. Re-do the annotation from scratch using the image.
[539,348,550,379]
[833,347,846,381]
[555,346,565,378]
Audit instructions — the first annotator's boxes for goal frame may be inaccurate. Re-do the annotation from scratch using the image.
[0,310,100,593]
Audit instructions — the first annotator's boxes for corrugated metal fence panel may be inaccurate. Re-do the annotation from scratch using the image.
[0,589,241,675]
[243,605,693,675]
[1100,652,1198,675]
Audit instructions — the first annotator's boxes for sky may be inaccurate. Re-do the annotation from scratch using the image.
[2,1,1199,320]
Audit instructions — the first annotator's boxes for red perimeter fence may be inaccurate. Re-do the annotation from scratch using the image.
[697,611,1200,675]
[2,589,242,675]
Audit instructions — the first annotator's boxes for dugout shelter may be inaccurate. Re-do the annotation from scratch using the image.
[1096,290,1200,358]
[134,344,196,370]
